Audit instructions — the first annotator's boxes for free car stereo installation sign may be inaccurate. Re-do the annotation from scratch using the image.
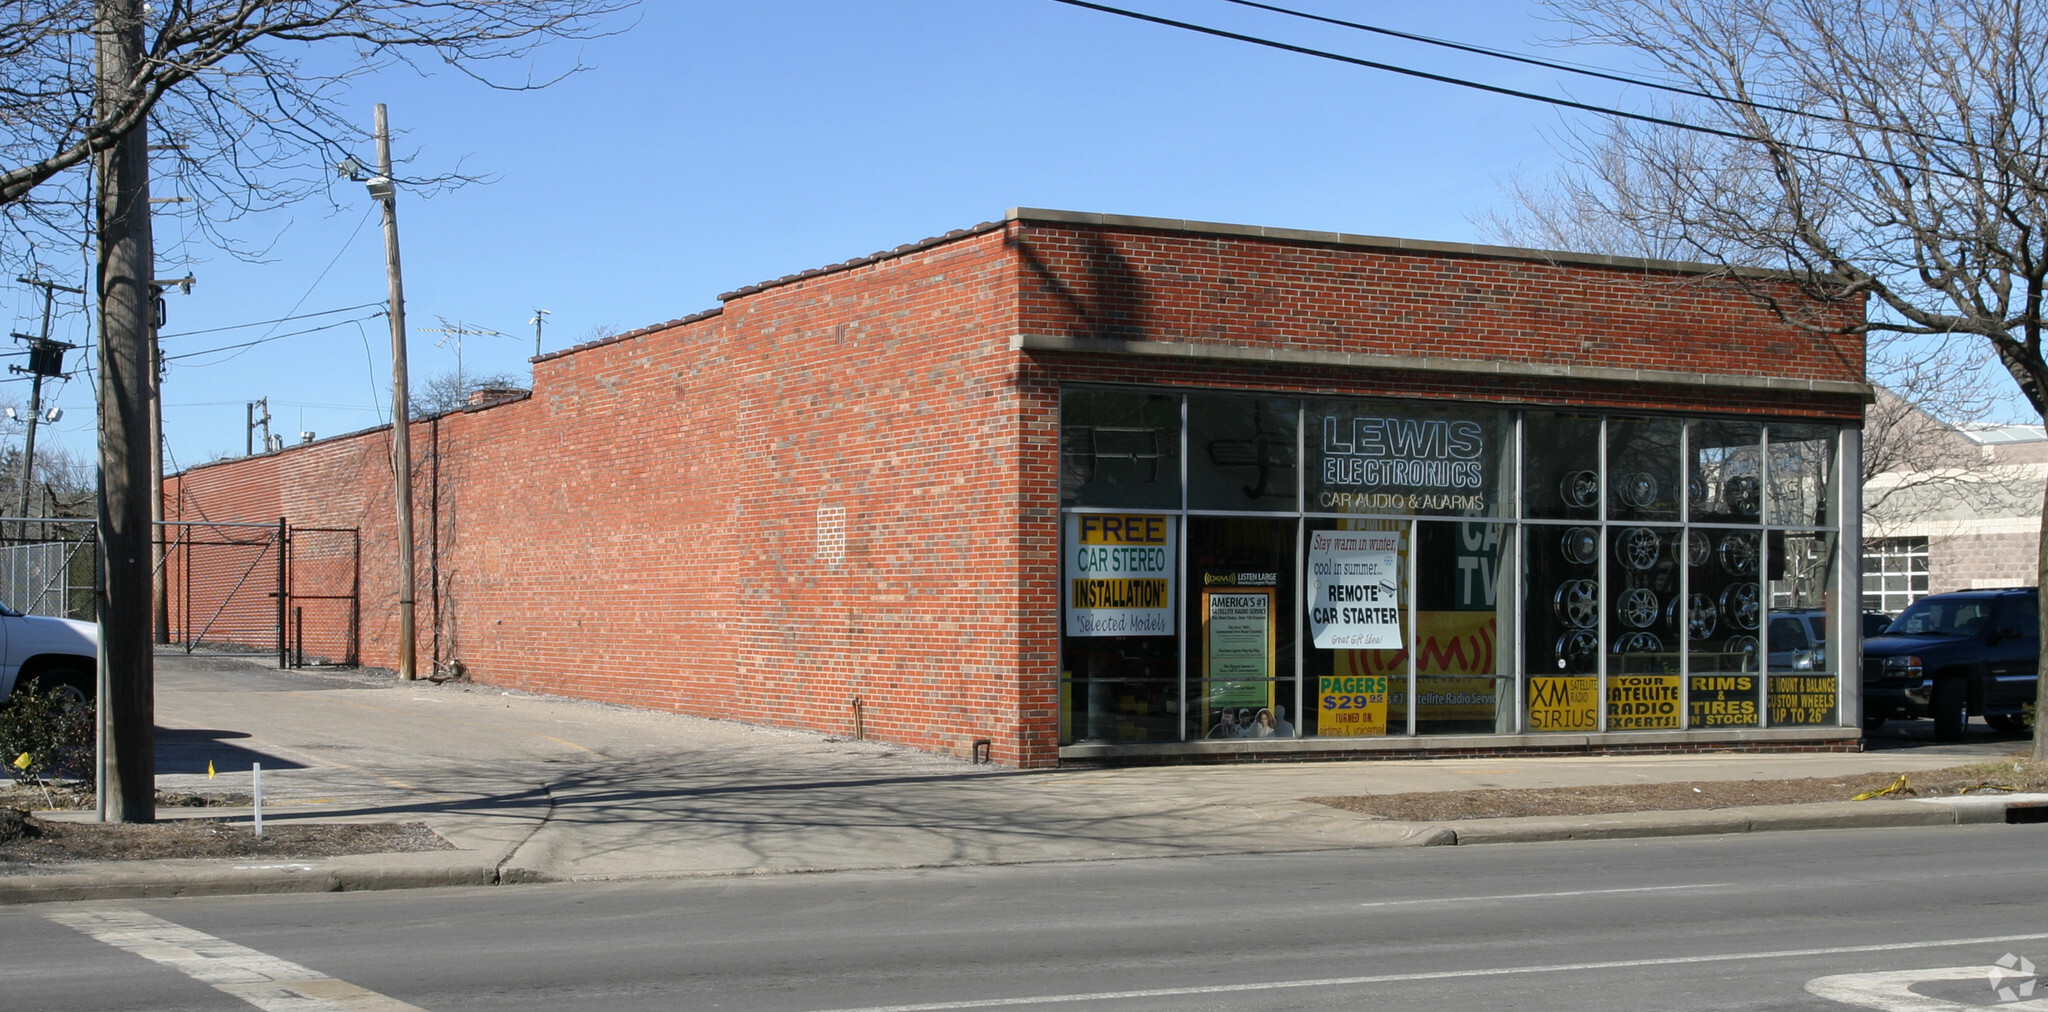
[1066,514,1177,636]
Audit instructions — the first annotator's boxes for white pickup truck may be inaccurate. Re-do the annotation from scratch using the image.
[0,603,98,703]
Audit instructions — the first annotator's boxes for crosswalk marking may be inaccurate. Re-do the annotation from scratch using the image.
[45,907,428,1012]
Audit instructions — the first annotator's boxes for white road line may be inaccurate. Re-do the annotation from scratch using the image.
[45,908,428,1012]
[1808,966,2048,1010]
[1357,883,1727,907]
[800,932,2048,1012]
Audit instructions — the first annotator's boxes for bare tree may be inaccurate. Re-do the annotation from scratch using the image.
[0,0,634,821]
[0,0,634,277]
[1529,0,2048,756]
[410,369,525,417]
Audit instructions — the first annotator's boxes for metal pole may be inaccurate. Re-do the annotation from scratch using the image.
[372,104,417,680]
[150,301,167,643]
[275,516,287,669]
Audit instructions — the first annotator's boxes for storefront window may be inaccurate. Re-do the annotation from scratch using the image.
[1060,511,1179,744]
[1061,388,1181,509]
[1188,395,1298,512]
[1526,518,1599,730]
[1768,530,1839,726]
[1056,387,1847,747]
[1522,412,1604,522]
[1607,417,1682,522]
[1686,526,1764,728]
[1688,420,1763,524]
[1188,516,1297,739]
[1768,424,1837,527]
[1400,521,1514,734]
[1303,518,1408,737]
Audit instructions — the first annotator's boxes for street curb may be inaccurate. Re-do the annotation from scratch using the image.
[0,856,507,905]
[1443,799,2023,845]
[2,798,2042,904]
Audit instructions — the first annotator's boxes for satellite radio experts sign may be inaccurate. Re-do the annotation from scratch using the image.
[1306,529,1403,649]
[1065,513,1177,637]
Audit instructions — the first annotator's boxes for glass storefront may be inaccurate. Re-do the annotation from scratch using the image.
[1059,387,1849,745]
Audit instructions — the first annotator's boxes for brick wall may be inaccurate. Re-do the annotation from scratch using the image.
[166,213,1866,768]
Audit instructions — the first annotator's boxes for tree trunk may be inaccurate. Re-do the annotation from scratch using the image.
[95,0,155,822]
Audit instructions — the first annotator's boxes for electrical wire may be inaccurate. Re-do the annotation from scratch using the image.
[163,312,384,363]
[1215,0,1972,150]
[1046,0,1975,179]
[1216,0,1793,114]
[156,302,386,341]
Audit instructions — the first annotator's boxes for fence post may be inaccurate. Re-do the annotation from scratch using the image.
[275,517,287,669]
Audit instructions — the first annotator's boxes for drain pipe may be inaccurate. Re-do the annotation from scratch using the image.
[849,696,864,740]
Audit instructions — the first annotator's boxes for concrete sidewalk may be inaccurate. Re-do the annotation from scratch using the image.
[1,655,2039,904]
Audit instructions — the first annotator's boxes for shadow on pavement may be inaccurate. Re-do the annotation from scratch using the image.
[1860,717,2033,756]
[155,726,308,775]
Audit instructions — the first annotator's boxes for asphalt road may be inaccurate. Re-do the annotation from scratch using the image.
[5,824,2045,1011]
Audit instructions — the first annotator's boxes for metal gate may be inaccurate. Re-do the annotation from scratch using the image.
[160,519,360,667]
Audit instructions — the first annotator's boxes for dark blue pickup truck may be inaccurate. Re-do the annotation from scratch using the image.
[1861,587,2038,740]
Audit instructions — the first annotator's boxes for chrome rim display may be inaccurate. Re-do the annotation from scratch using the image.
[1718,532,1759,576]
[1554,579,1599,629]
[1560,469,1601,509]
[1720,582,1761,630]
[1620,527,1661,570]
[1619,587,1659,628]
[1561,527,1599,566]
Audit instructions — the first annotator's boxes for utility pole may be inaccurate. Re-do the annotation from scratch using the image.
[529,308,550,358]
[10,276,83,544]
[95,0,156,823]
[245,398,272,457]
[370,104,417,681]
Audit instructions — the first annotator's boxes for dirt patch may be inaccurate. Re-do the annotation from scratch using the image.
[0,784,449,869]
[1307,758,2048,822]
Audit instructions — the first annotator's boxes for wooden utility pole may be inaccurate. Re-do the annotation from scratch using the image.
[95,0,156,823]
[371,105,417,681]
[10,276,82,542]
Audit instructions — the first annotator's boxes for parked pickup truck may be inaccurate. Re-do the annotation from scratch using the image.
[0,603,98,704]
[1861,587,2037,740]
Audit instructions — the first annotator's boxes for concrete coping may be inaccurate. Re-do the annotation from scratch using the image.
[1012,333,1874,402]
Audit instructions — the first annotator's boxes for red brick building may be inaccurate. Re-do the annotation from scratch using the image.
[165,209,1870,766]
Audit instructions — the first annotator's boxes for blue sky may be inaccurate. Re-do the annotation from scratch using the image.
[8,0,1635,471]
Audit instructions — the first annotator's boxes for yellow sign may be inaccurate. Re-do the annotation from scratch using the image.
[1607,674,1681,730]
[1769,675,1838,725]
[1689,674,1759,727]
[1318,674,1389,735]
[1529,676,1598,731]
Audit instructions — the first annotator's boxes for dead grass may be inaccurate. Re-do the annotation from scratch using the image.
[1306,757,2048,822]
[0,783,448,869]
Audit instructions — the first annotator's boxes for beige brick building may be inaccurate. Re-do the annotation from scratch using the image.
[1863,399,2047,614]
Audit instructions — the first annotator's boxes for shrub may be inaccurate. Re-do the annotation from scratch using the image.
[0,678,94,789]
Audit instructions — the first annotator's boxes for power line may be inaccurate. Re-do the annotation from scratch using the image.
[162,313,384,363]
[1216,0,1969,150]
[1217,0,1793,115]
[1046,0,1974,180]
[156,302,385,341]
